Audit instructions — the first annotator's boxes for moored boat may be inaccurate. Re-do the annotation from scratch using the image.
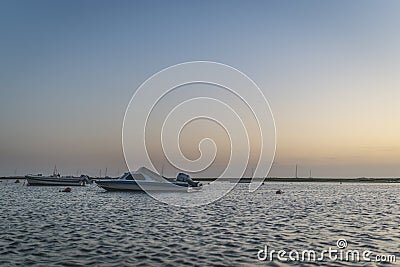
[25,165,92,186]
[26,174,91,186]
[95,167,202,192]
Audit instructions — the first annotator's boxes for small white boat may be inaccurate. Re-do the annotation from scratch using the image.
[95,167,202,192]
[25,166,91,186]
[26,174,91,186]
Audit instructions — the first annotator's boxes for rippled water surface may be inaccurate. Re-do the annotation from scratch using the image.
[1,181,399,266]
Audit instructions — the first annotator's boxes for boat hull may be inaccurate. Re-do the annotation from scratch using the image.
[26,176,85,186]
[95,180,189,192]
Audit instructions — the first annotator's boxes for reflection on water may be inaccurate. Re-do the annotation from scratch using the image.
[0,181,399,266]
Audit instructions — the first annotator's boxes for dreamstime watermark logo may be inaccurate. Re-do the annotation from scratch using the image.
[257,239,396,263]
[122,61,276,207]
[336,238,347,249]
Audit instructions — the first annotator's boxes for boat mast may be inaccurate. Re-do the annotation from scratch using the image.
[295,164,298,178]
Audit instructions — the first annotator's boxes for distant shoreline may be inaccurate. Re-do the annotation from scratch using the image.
[1,176,400,183]
[196,177,400,183]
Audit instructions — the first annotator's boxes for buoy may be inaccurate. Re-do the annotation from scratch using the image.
[276,189,283,194]
[15,179,20,183]
[60,187,71,192]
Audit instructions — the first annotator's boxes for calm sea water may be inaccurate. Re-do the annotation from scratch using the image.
[1,180,399,266]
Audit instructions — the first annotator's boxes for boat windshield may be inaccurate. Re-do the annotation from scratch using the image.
[121,173,145,180]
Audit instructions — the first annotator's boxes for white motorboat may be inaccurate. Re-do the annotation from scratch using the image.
[95,167,202,192]
[25,166,92,186]
[26,174,91,186]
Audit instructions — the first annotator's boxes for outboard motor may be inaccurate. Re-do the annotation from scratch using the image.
[80,175,93,185]
[176,173,202,187]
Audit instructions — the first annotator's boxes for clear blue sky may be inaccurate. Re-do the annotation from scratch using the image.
[1,0,399,177]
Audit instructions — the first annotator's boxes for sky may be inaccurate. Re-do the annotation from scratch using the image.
[0,0,399,177]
